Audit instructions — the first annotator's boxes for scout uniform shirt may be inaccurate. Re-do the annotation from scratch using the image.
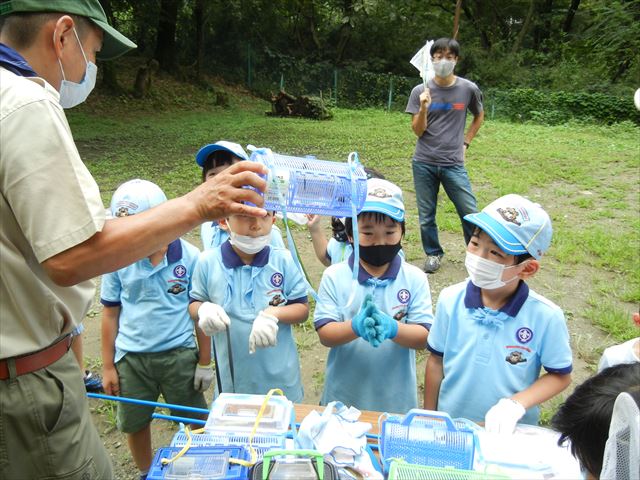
[100,239,200,362]
[427,280,573,424]
[314,254,433,413]
[201,222,285,250]
[0,64,105,358]
[190,241,308,402]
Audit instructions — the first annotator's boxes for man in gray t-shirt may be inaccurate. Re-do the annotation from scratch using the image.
[406,38,484,273]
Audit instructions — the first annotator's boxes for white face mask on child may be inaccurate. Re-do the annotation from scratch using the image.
[465,251,522,289]
[229,230,270,254]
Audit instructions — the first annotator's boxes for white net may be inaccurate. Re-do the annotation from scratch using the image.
[600,391,640,480]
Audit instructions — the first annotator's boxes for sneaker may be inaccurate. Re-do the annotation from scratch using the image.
[83,370,104,393]
[423,255,443,273]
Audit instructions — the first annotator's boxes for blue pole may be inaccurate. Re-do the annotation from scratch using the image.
[87,392,210,415]
[152,413,207,426]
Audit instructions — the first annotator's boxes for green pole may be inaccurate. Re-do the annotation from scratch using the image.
[333,68,338,106]
[387,75,394,111]
[247,43,252,89]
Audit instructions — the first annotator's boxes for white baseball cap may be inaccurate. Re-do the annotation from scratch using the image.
[110,179,167,217]
[464,194,552,259]
[361,178,405,222]
[195,140,248,167]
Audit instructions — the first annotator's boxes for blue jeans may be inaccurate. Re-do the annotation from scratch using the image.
[412,160,478,256]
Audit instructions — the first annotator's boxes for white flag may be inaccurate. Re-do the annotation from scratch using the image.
[410,40,434,88]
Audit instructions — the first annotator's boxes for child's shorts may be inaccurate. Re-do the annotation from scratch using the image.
[115,347,208,433]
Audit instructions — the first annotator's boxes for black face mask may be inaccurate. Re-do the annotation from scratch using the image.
[331,217,349,243]
[359,243,402,266]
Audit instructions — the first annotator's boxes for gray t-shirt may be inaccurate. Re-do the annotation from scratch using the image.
[406,77,483,166]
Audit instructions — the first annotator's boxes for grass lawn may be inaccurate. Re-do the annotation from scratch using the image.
[69,89,640,342]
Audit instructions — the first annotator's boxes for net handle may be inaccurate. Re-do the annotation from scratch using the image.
[402,409,458,431]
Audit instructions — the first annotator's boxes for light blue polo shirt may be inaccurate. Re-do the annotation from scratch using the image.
[326,238,352,264]
[200,221,285,250]
[189,241,308,402]
[427,280,573,425]
[314,254,433,413]
[100,239,200,363]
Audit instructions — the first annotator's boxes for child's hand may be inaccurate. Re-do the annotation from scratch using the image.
[198,302,231,335]
[249,310,279,354]
[193,363,214,392]
[371,309,399,341]
[484,398,526,434]
[306,214,321,232]
[102,366,120,396]
[351,294,376,339]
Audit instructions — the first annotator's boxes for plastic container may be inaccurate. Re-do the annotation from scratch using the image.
[380,409,476,472]
[250,450,339,480]
[170,431,287,462]
[250,148,367,217]
[388,461,509,480]
[205,393,294,435]
[147,446,249,480]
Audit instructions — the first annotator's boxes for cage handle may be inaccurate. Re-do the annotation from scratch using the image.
[401,409,458,431]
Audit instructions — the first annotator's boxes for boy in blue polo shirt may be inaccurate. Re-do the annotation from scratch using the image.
[424,194,573,433]
[195,140,284,250]
[314,179,433,413]
[188,210,309,402]
[100,180,212,480]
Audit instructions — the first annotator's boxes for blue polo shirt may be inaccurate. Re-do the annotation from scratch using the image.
[100,239,200,363]
[189,241,308,402]
[314,254,433,413]
[200,222,285,250]
[427,280,573,425]
[326,238,352,264]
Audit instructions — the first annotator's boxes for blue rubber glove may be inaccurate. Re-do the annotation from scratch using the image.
[351,294,376,338]
[371,309,399,341]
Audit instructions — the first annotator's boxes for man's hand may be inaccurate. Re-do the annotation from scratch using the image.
[190,161,269,222]
[102,365,120,396]
[193,363,214,392]
[198,302,231,335]
[419,88,432,111]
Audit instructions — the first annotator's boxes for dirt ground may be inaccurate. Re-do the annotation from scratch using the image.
[81,219,612,479]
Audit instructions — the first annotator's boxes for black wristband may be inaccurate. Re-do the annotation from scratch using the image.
[464,141,470,149]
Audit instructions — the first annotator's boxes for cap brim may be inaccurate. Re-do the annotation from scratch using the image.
[92,19,137,61]
[464,211,528,255]
[361,202,404,222]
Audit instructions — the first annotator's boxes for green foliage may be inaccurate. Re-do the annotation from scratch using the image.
[486,88,640,125]
[584,298,640,342]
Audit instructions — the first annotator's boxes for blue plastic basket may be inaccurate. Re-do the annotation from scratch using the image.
[170,431,287,462]
[250,149,368,217]
[380,409,476,472]
[147,446,249,480]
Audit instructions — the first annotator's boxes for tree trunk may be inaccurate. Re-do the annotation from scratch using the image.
[512,0,536,54]
[462,2,492,51]
[97,0,121,92]
[194,0,204,80]
[562,0,581,33]
[155,0,180,72]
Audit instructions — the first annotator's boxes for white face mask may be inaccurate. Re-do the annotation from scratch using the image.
[228,230,271,254]
[465,251,522,290]
[433,59,456,78]
[56,28,97,109]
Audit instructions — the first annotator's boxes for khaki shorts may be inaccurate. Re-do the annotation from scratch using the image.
[0,349,112,479]
[116,347,207,433]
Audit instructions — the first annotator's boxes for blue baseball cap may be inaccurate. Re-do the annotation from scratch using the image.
[110,179,167,217]
[361,178,405,222]
[464,194,552,259]
[195,141,248,167]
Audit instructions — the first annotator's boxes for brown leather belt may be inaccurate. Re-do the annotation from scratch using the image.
[0,334,74,380]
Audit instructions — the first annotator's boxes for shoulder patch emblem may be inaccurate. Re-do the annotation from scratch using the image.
[397,289,411,304]
[270,272,283,287]
[516,327,533,344]
[173,265,187,278]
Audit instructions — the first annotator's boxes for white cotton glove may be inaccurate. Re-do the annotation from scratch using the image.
[193,363,214,392]
[197,302,231,335]
[484,398,526,434]
[248,310,279,354]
